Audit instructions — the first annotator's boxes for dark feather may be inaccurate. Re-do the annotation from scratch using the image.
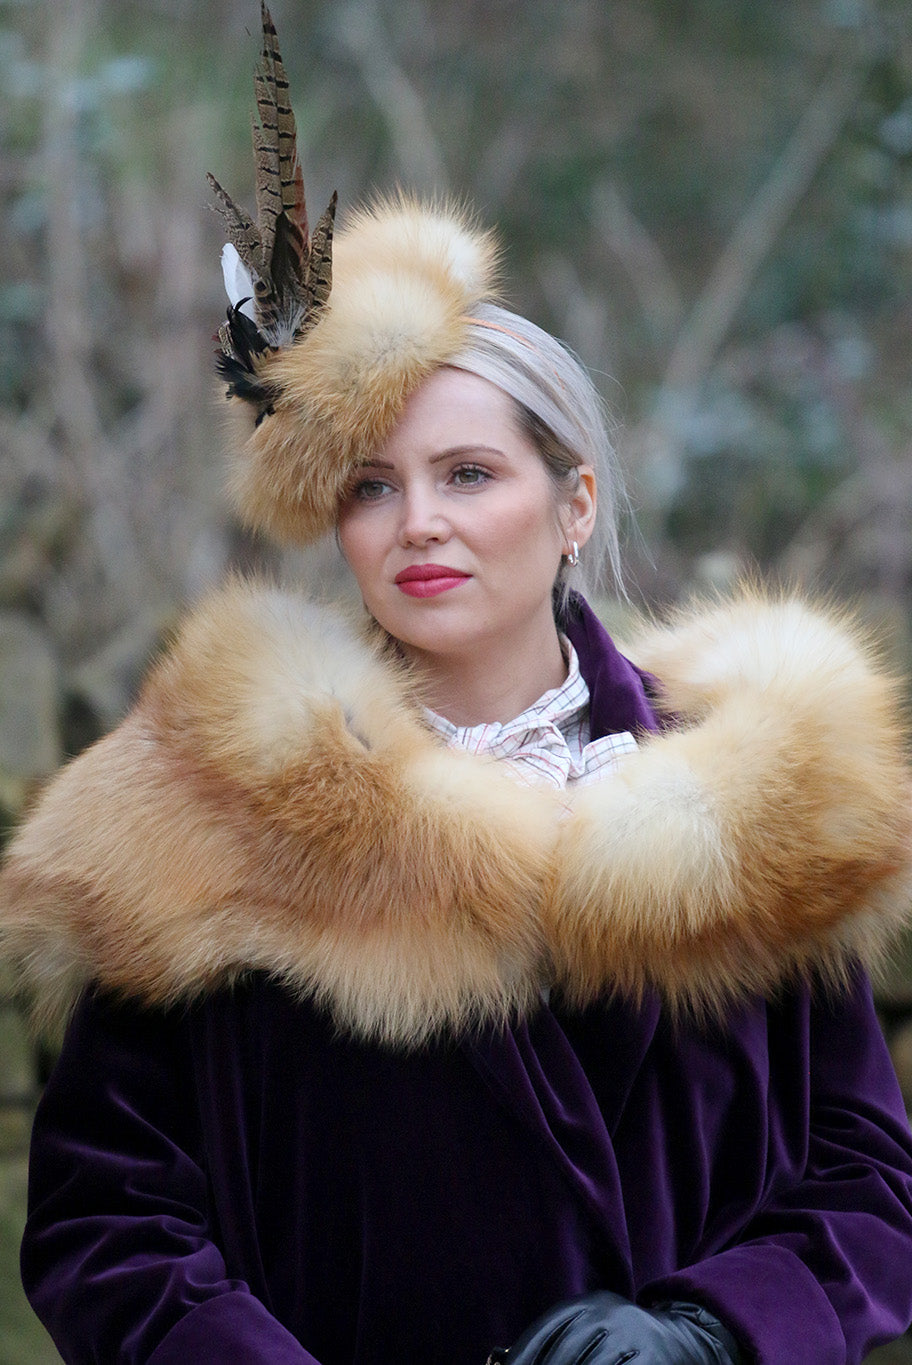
[214,305,278,422]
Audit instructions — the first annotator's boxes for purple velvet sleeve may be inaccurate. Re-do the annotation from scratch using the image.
[641,974,912,1365]
[21,993,317,1365]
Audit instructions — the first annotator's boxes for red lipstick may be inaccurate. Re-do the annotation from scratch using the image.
[394,564,470,598]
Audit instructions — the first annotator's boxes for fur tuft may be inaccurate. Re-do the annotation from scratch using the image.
[1,584,910,1044]
[0,582,553,1045]
[229,198,499,544]
[546,590,912,1014]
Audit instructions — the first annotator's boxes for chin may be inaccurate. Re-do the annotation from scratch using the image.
[385,615,483,662]
[395,626,472,660]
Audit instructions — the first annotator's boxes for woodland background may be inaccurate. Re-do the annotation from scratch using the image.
[1,0,911,1359]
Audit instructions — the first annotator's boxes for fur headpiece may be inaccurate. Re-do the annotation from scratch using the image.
[209,5,498,545]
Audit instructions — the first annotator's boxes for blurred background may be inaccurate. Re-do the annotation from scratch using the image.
[0,0,911,1358]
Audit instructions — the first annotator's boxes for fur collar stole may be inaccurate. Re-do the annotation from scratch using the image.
[2,581,910,1046]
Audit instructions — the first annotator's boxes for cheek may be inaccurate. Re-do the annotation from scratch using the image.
[488,495,564,567]
[337,514,381,593]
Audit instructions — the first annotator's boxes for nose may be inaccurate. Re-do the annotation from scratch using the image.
[397,480,450,549]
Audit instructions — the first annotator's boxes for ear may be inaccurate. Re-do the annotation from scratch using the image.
[561,465,597,551]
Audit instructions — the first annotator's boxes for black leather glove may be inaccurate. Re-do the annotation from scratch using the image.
[491,1290,743,1365]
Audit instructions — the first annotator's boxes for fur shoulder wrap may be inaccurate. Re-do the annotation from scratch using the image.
[1,582,910,1046]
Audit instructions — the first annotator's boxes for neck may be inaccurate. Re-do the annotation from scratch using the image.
[402,618,568,726]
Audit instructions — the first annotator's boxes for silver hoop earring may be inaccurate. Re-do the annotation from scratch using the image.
[565,540,580,567]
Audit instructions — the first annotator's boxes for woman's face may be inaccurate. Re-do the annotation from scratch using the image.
[337,367,595,671]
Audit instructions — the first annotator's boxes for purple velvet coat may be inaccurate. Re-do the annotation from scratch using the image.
[20,600,912,1365]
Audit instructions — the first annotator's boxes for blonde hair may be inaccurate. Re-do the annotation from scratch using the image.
[449,303,625,607]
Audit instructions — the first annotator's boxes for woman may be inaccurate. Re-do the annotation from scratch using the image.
[4,10,912,1364]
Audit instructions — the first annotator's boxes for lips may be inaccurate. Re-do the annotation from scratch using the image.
[395,564,469,583]
[394,564,471,598]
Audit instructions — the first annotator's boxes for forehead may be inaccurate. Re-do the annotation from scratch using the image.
[378,368,521,457]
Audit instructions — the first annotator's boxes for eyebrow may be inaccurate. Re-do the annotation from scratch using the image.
[358,445,507,470]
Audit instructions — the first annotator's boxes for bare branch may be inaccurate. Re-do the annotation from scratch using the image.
[535,250,616,380]
[41,0,153,628]
[335,0,447,191]
[591,180,684,347]
[662,56,867,395]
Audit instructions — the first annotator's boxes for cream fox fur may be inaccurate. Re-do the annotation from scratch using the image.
[1,583,910,1046]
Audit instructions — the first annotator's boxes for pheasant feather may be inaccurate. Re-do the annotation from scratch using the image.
[209,2,336,413]
[302,196,336,320]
